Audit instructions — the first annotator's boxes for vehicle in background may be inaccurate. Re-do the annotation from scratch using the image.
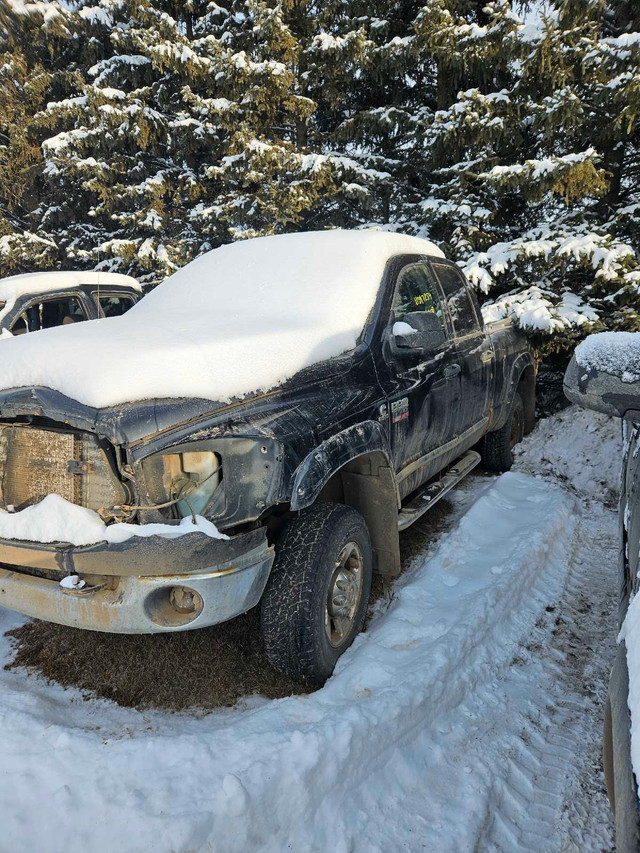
[565,333,640,853]
[0,271,141,335]
[0,231,535,684]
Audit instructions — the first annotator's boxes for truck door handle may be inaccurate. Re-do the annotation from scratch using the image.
[444,364,461,378]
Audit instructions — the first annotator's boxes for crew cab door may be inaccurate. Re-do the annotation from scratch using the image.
[380,258,461,496]
[431,261,492,439]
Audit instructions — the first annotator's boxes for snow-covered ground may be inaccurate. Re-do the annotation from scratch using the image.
[0,406,621,852]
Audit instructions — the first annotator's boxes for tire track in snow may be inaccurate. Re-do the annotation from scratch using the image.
[268,474,585,853]
[473,499,616,852]
[317,491,616,853]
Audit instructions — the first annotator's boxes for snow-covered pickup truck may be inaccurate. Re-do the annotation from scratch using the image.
[0,270,140,334]
[0,231,534,683]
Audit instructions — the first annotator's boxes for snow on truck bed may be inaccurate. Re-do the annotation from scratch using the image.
[0,231,443,409]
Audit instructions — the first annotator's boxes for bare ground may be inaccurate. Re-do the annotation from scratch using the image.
[4,480,479,712]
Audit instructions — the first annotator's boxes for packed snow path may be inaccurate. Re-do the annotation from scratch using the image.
[0,408,620,851]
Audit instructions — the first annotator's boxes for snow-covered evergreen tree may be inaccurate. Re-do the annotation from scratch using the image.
[0,0,639,357]
[1,0,344,281]
[449,0,640,354]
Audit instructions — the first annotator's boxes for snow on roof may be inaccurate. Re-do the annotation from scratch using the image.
[0,230,443,409]
[0,271,142,302]
[575,331,640,383]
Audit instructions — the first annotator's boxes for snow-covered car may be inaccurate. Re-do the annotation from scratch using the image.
[565,332,640,852]
[0,230,534,683]
[0,270,140,335]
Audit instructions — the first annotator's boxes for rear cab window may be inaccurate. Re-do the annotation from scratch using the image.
[431,262,482,338]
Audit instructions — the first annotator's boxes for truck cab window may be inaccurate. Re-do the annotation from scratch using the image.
[11,315,28,335]
[432,263,480,337]
[97,294,135,318]
[392,263,445,327]
[11,295,87,334]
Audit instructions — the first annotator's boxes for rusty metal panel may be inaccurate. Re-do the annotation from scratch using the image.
[0,425,127,512]
[0,426,77,508]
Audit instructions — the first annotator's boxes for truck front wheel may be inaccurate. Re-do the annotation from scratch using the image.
[260,502,373,684]
[480,392,525,472]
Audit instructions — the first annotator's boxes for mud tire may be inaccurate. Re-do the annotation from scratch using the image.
[260,502,372,685]
[480,393,525,472]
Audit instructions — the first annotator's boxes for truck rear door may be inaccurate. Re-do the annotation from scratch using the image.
[431,261,493,439]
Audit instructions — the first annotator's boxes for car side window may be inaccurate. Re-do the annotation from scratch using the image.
[96,294,135,318]
[432,263,480,337]
[10,295,87,334]
[392,263,445,327]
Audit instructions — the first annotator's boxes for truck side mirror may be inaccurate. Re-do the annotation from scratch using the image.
[564,333,640,419]
[391,311,446,353]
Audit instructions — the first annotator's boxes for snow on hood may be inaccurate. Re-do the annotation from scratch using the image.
[575,331,640,383]
[0,230,442,409]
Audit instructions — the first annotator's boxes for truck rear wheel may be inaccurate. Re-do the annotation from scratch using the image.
[480,392,525,472]
[260,502,373,684]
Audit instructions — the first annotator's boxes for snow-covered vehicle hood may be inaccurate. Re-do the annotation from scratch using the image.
[0,230,443,412]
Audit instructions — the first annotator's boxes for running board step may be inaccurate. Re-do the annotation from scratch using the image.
[397,450,481,532]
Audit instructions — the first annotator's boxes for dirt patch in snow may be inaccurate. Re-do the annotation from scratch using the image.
[4,481,481,712]
[6,607,314,713]
[5,609,313,711]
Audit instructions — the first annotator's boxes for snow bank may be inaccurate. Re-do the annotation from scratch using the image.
[0,231,443,409]
[0,473,575,852]
[514,405,622,503]
[576,331,640,382]
[0,494,227,546]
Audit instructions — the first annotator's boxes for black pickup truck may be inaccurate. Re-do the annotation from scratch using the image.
[0,231,534,683]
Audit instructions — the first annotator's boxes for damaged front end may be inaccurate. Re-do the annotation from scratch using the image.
[0,389,285,633]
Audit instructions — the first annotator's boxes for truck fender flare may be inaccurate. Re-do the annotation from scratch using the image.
[291,421,401,576]
[493,353,536,432]
[290,421,397,511]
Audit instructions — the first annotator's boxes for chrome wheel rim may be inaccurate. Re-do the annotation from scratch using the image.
[325,541,364,648]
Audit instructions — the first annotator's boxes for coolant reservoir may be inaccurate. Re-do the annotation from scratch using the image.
[182,451,220,490]
[178,451,221,517]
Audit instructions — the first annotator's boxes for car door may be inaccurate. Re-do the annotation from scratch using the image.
[380,258,462,497]
[431,261,493,441]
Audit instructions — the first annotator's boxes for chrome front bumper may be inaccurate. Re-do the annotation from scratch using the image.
[0,528,274,633]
